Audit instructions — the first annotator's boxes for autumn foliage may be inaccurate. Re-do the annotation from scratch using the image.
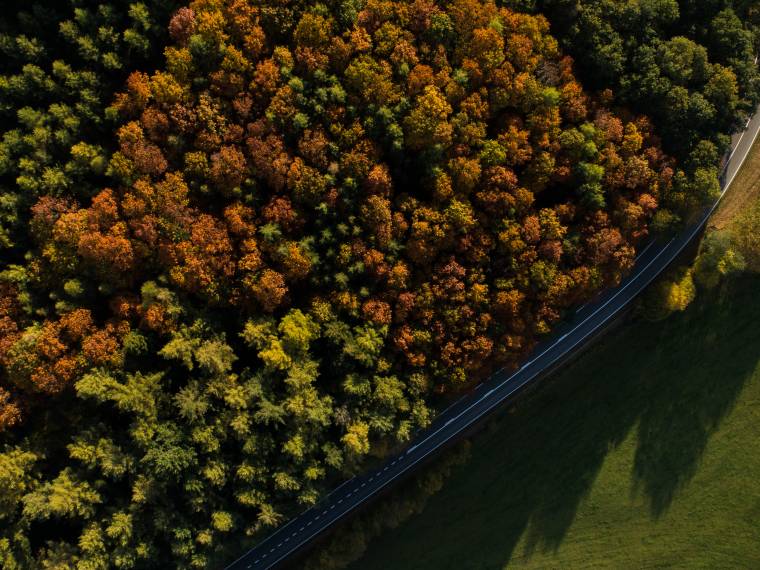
[19,0,669,399]
[2,0,754,567]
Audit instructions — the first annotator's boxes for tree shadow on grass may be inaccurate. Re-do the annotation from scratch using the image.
[351,275,760,570]
[631,277,760,517]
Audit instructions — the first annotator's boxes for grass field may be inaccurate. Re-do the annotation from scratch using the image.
[348,273,760,569]
[712,132,760,231]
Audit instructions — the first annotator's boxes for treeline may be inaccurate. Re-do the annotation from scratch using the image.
[515,0,760,318]
[527,0,760,227]
[0,0,757,568]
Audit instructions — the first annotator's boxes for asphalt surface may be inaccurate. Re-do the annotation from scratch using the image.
[226,109,760,570]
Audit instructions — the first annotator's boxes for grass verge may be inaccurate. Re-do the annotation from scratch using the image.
[711,131,760,231]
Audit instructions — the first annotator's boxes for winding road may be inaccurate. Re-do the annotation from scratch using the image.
[226,109,760,570]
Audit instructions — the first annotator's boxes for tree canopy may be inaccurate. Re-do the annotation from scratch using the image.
[533,0,760,223]
[0,0,758,567]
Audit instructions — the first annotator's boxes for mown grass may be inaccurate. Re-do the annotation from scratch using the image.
[349,274,760,569]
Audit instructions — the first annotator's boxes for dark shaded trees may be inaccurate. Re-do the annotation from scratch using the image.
[531,0,760,223]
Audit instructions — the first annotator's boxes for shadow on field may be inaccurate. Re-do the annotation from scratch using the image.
[630,281,760,518]
[352,276,760,570]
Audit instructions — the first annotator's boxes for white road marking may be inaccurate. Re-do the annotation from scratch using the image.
[326,476,356,499]
[729,129,748,161]
[724,115,760,193]
[634,241,655,262]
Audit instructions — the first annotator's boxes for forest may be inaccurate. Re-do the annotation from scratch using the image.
[0,0,758,567]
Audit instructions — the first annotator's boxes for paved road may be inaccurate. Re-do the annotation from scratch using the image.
[226,109,760,570]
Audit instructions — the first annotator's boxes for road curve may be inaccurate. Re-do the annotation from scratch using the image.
[226,109,760,570]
